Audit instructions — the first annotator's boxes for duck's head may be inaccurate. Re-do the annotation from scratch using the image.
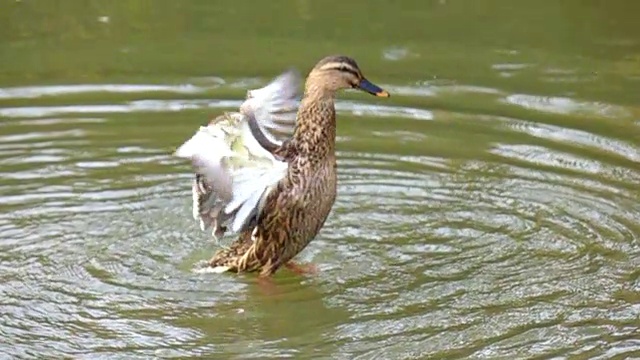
[305,55,390,98]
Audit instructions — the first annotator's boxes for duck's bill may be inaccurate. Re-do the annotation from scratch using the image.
[358,78,390,97]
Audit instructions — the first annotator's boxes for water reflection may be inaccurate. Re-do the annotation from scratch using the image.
[504,94,632,118]
[0,73,638,359]
[0,84,210,99]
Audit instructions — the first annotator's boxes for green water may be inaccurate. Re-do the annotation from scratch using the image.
[1,1,639,359]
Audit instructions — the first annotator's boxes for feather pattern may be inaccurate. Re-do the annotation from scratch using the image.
[173,55,389,276]
[240,69,301,145]
[175,70,300,240]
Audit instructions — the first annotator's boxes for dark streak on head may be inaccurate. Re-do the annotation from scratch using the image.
[314,55,359,69]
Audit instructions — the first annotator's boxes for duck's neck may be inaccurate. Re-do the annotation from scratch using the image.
[290,86,336,159]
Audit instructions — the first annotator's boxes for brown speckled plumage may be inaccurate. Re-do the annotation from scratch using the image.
[197,55,389,277]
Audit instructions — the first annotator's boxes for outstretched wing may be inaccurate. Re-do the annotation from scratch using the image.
[175,70,301,240]
[240,69,301,147]
[175,112,289,239]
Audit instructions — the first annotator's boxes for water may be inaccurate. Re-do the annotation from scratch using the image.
[1,1,639,359]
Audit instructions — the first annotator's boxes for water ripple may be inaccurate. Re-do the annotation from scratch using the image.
[0,80,638,359]
[0,98,435,122]
[504,94,632,118]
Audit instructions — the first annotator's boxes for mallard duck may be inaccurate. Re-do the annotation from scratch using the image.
[175,55,390,277]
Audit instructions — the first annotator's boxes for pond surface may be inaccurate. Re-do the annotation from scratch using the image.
[1,1,639,359]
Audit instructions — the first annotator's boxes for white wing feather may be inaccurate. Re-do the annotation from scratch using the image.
[240,69,300,144]
[174,69,301,239]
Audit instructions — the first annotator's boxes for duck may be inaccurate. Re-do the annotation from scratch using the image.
[174,55,390,277]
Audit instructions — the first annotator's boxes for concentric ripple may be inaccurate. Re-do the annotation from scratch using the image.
[0,78,638,359]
